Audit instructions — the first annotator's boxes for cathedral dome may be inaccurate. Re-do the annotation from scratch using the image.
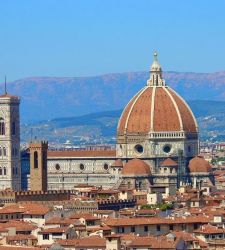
[188,156,212,173]
[117,53,198,135]
[121,158,151,176]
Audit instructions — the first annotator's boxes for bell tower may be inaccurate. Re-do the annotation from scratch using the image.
[0,92,20,191]
[29,141,48,191]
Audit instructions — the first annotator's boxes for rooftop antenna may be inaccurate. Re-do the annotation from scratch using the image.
[30,128,33,142]
[4,76,7,94]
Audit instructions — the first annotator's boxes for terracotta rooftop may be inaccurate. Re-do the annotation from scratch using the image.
[39,227,69,234]
[57,236,106,248]
[69,213,100,221]
[0,220,37,232]
[0,204,25,214]
[0,204,50,216]
[194,224,225,234]
[104,215,210,227]
[21,204,50,216]
[127,236,177,249]
[121,158,151,176]
[6,234,37,241]
[45,217,79,226]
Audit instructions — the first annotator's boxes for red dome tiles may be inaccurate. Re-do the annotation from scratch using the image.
[117,86,198,134]
[121,158,151,176]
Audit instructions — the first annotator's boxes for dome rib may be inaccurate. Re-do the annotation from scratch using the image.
[117,88,144,133]
[163,87,183,131]
[168,87,198,133]
[153,87,181,131]
[150,86,156,131]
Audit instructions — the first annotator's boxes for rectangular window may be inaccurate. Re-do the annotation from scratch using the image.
[117,227,124,233]
[144,226,148,232]
[43,234,49,240]
[169,225,173,231]
[156,225,161,232]
[194,223,198,230]
[131,226,135,233]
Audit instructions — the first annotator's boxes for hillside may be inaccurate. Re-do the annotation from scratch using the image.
[21,100,225,143]
[4,71,225,122]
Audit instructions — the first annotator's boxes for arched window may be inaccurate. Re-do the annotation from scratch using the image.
[3,148,6,156]
[0,148,2,157]
[34,151,38,168]
[12,122,16,135]
[0,168,2,175]
[4,168,6,175]
[0,118,5,135]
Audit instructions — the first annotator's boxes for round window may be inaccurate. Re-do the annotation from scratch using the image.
[134,144,144,154]
[104,163,109,171]
[55,164,60,171]
[79,163,85,171]
[163,145,171,153]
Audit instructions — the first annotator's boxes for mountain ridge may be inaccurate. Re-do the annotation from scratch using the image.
[3,71,225,123]
[21,100,225,143]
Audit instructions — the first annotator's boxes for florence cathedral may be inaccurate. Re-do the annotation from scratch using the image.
[0,53,214,194]
[45,53,213,194]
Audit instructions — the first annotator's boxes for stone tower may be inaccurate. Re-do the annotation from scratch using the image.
[0,93,21,190]
[30,141,48,191]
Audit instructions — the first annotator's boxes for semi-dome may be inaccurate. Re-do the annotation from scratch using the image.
[160,158,178,167]
[117,53,198,135]
[188,156,212,173]
[121,158,151,176]
[111,159,123,168]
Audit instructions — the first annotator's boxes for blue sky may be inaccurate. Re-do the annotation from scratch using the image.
[0,0,225,81]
